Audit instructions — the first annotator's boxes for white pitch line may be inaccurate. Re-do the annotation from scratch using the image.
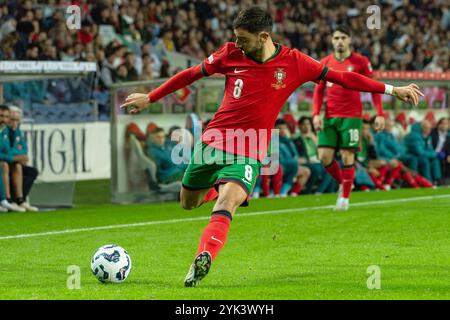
[0,194,449,241]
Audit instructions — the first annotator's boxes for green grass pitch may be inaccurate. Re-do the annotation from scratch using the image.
[0,180,449,300]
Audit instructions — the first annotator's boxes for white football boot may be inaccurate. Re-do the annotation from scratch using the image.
[335,197,349,211]
[335,184,343,207]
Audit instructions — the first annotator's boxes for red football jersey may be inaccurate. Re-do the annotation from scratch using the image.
[201,42,327,161]
[320,52,374,118]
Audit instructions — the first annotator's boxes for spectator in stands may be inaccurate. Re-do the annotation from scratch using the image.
[99,46,117,89]
[25,42,39,60]
[77,20,94,45]
[7,106,38,211]
[141,43,162,78]
[114,63,128,83]
[124,51,139,81]
[139,63,153,81]
[2,0,448,75]
[424,48,449,72]
[404,120,442,184]
[431,117,450,181]
[275,119,311,197]
[145,127,187,184]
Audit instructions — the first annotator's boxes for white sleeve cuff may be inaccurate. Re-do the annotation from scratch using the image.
[384,84,394,95]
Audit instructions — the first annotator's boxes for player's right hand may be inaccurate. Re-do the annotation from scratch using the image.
[120,93,150,114]
[313,115,323,131]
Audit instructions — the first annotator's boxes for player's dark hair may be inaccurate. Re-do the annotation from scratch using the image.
[233,6,273,34]
[333,24,351,37]
[298,116,312,125]
[298,116,315,132]
[168,125,181,138]
[436,117,448,128]
[0,104,10,112]
[275,118,287,127]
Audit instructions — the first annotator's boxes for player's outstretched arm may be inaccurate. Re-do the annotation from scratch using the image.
[323,68,424,106]
[120,64,204,113]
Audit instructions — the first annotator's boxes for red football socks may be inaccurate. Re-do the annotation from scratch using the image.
[342,165,355,199]
[402,171,419,188]
[196,211,232,261]
[378,165,389,183]
[261,166,283,196]
[325,160,343,185]
[369,173,385,190]
[290,182,302,195]
[415,175,433,188]
[385,162,403,185]
[261,175,270,196]
[272,166,283,195]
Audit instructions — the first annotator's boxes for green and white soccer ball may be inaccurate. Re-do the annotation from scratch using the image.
[91,244,132,283]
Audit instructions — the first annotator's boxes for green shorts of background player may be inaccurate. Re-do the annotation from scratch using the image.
[315,117,363,211]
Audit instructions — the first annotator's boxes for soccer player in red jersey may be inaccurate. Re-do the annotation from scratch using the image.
[121,7,423,287]
[313,25,387,211]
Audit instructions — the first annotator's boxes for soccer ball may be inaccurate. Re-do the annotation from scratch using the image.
[91,244,132,283]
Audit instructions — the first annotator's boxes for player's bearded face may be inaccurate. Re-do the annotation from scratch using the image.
[234,29,264,55]
[332,31,351,53]
[246,35,264,54]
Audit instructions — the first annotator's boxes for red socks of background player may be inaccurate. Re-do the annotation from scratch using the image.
[402,171,419,188]
[290,182,302,195]
[196,210,232,261]
[342,165,355,199]
[324,160,343,186]
[385,162,403,186]
[261,166,283,196]
[415,175,433,188]
[325,160,354,198]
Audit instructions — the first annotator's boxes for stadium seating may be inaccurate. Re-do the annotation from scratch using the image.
[29,102,97,123]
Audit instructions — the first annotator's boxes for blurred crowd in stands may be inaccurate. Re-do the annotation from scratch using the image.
[126,111,450,196]
[1,0,448,71]
[1,0,449,118]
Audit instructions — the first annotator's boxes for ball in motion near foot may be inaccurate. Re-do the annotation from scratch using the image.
[91,244,132,283]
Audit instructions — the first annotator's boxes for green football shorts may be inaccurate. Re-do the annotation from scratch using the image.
[182,142,262,206]
[318,117,363,149]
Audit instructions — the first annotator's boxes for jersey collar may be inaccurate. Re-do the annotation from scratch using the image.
[334,51,352,62]
[245,43,281,64]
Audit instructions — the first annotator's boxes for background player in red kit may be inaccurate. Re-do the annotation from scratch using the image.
[312,25,388,211]
[121,7,423,287]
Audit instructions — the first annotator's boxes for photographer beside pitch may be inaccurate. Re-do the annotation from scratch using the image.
[120,7,423,287]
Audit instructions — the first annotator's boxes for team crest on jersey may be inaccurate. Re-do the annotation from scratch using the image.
[347,65,353,72]
[271,68,286,89]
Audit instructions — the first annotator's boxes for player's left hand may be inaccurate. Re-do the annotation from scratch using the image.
[374,115,385,132]
[392,84,424,106]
